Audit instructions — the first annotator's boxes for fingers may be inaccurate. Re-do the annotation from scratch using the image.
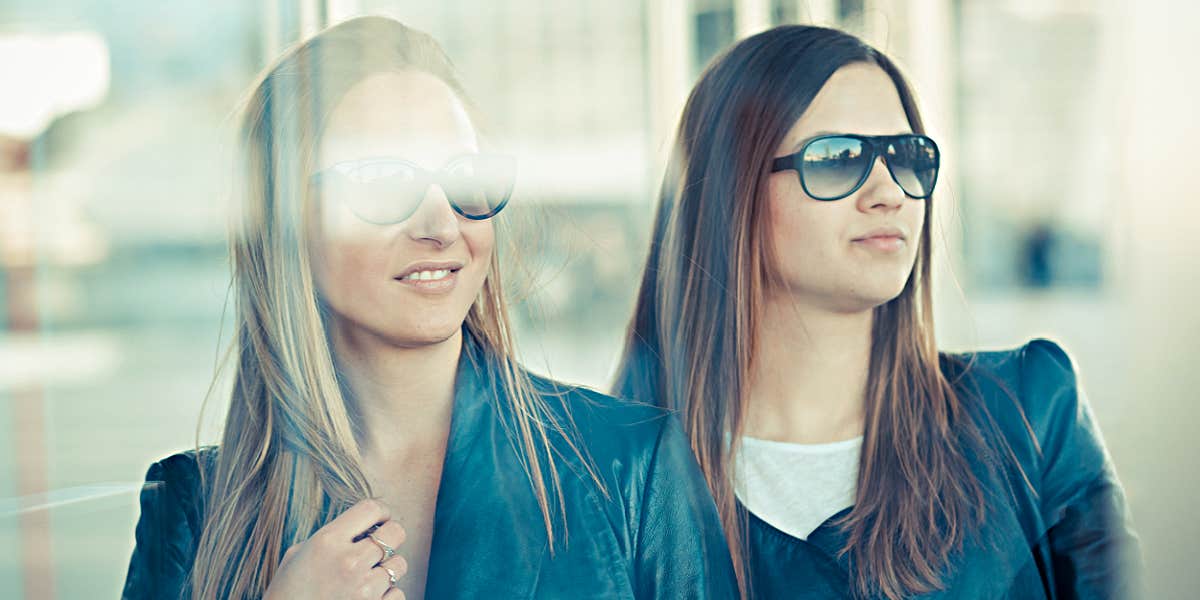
[378,553,408,579]
[362,519,406,570]
[347,539,385,575]
[342,534,408,600]
[370,519,407,550]
[382,586,406,600]
[325,498,392,543]
[347,566,389,600]
[365,562,404,599]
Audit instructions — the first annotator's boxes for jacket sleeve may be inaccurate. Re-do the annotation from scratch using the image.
[121,454,204,600]
[632,416,739,599]
[1021,340,1142,600]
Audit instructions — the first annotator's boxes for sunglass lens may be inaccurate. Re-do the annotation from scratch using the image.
[885,136,939,198]
[331,161,426,224]
[800,137,871,200]
[443,154,515,218]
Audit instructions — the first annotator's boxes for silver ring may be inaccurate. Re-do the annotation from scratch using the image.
[368,532,396,563]
[383,565,398,586]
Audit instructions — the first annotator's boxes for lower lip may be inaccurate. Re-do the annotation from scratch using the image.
[853,236,906,252]
[394,271,458,293]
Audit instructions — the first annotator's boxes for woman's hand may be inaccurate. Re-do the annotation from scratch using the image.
[264,499,408,600]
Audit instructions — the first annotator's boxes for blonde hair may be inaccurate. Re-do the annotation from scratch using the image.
[190,16,596,599]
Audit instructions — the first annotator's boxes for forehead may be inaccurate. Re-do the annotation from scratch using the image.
[318,69,478,169]
[780,63,912,152]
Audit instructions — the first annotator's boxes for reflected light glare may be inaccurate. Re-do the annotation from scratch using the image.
[0,31,111,139]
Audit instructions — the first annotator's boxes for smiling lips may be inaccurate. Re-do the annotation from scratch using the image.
[400,268,454,282]
[852,227,907,252]
[393,261,463,292]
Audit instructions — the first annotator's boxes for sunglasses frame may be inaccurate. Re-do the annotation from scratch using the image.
[770,134,940,201]
[309,153,515,223]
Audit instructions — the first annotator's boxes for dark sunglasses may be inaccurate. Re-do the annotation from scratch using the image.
[310,153,516,224]
[770,134,939,201]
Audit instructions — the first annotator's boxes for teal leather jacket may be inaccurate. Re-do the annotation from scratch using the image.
[121,334,738,599]
[616,339,1141,599]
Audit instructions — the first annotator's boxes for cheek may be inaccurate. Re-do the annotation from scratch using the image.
[766,178,834,268]
[912,201,928,237]
[461,221,496,269]
[904,201,927,255]
[312,236,375,306]
[309,205,387,299]
[766,178,799,254]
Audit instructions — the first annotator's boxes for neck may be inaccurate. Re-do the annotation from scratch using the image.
[330,322,462,459]
[744,293,874,444]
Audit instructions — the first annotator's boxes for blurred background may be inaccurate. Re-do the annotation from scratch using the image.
[0,0,1195,597]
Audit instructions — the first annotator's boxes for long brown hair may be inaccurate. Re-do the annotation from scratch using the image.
[190,16,595,599]
[613,25,992,599]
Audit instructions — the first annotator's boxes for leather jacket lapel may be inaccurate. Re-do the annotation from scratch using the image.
[425,333,549,597]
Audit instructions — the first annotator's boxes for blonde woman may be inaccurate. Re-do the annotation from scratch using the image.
[121,17,735,600]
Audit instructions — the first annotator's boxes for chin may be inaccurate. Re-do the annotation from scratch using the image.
[391,320,464,347]
[830,283,908,314]
[866,287,908,309]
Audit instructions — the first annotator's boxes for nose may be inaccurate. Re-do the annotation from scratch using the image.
[855,156,906,213]
[403,183,461,248]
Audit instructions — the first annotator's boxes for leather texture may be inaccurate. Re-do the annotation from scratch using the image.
[121,334,738,599]
[738,339,1143,599]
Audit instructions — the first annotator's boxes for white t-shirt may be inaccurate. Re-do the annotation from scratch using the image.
[733,435,862,540]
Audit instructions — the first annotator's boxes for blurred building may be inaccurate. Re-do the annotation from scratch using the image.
[1,1,1197,598]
